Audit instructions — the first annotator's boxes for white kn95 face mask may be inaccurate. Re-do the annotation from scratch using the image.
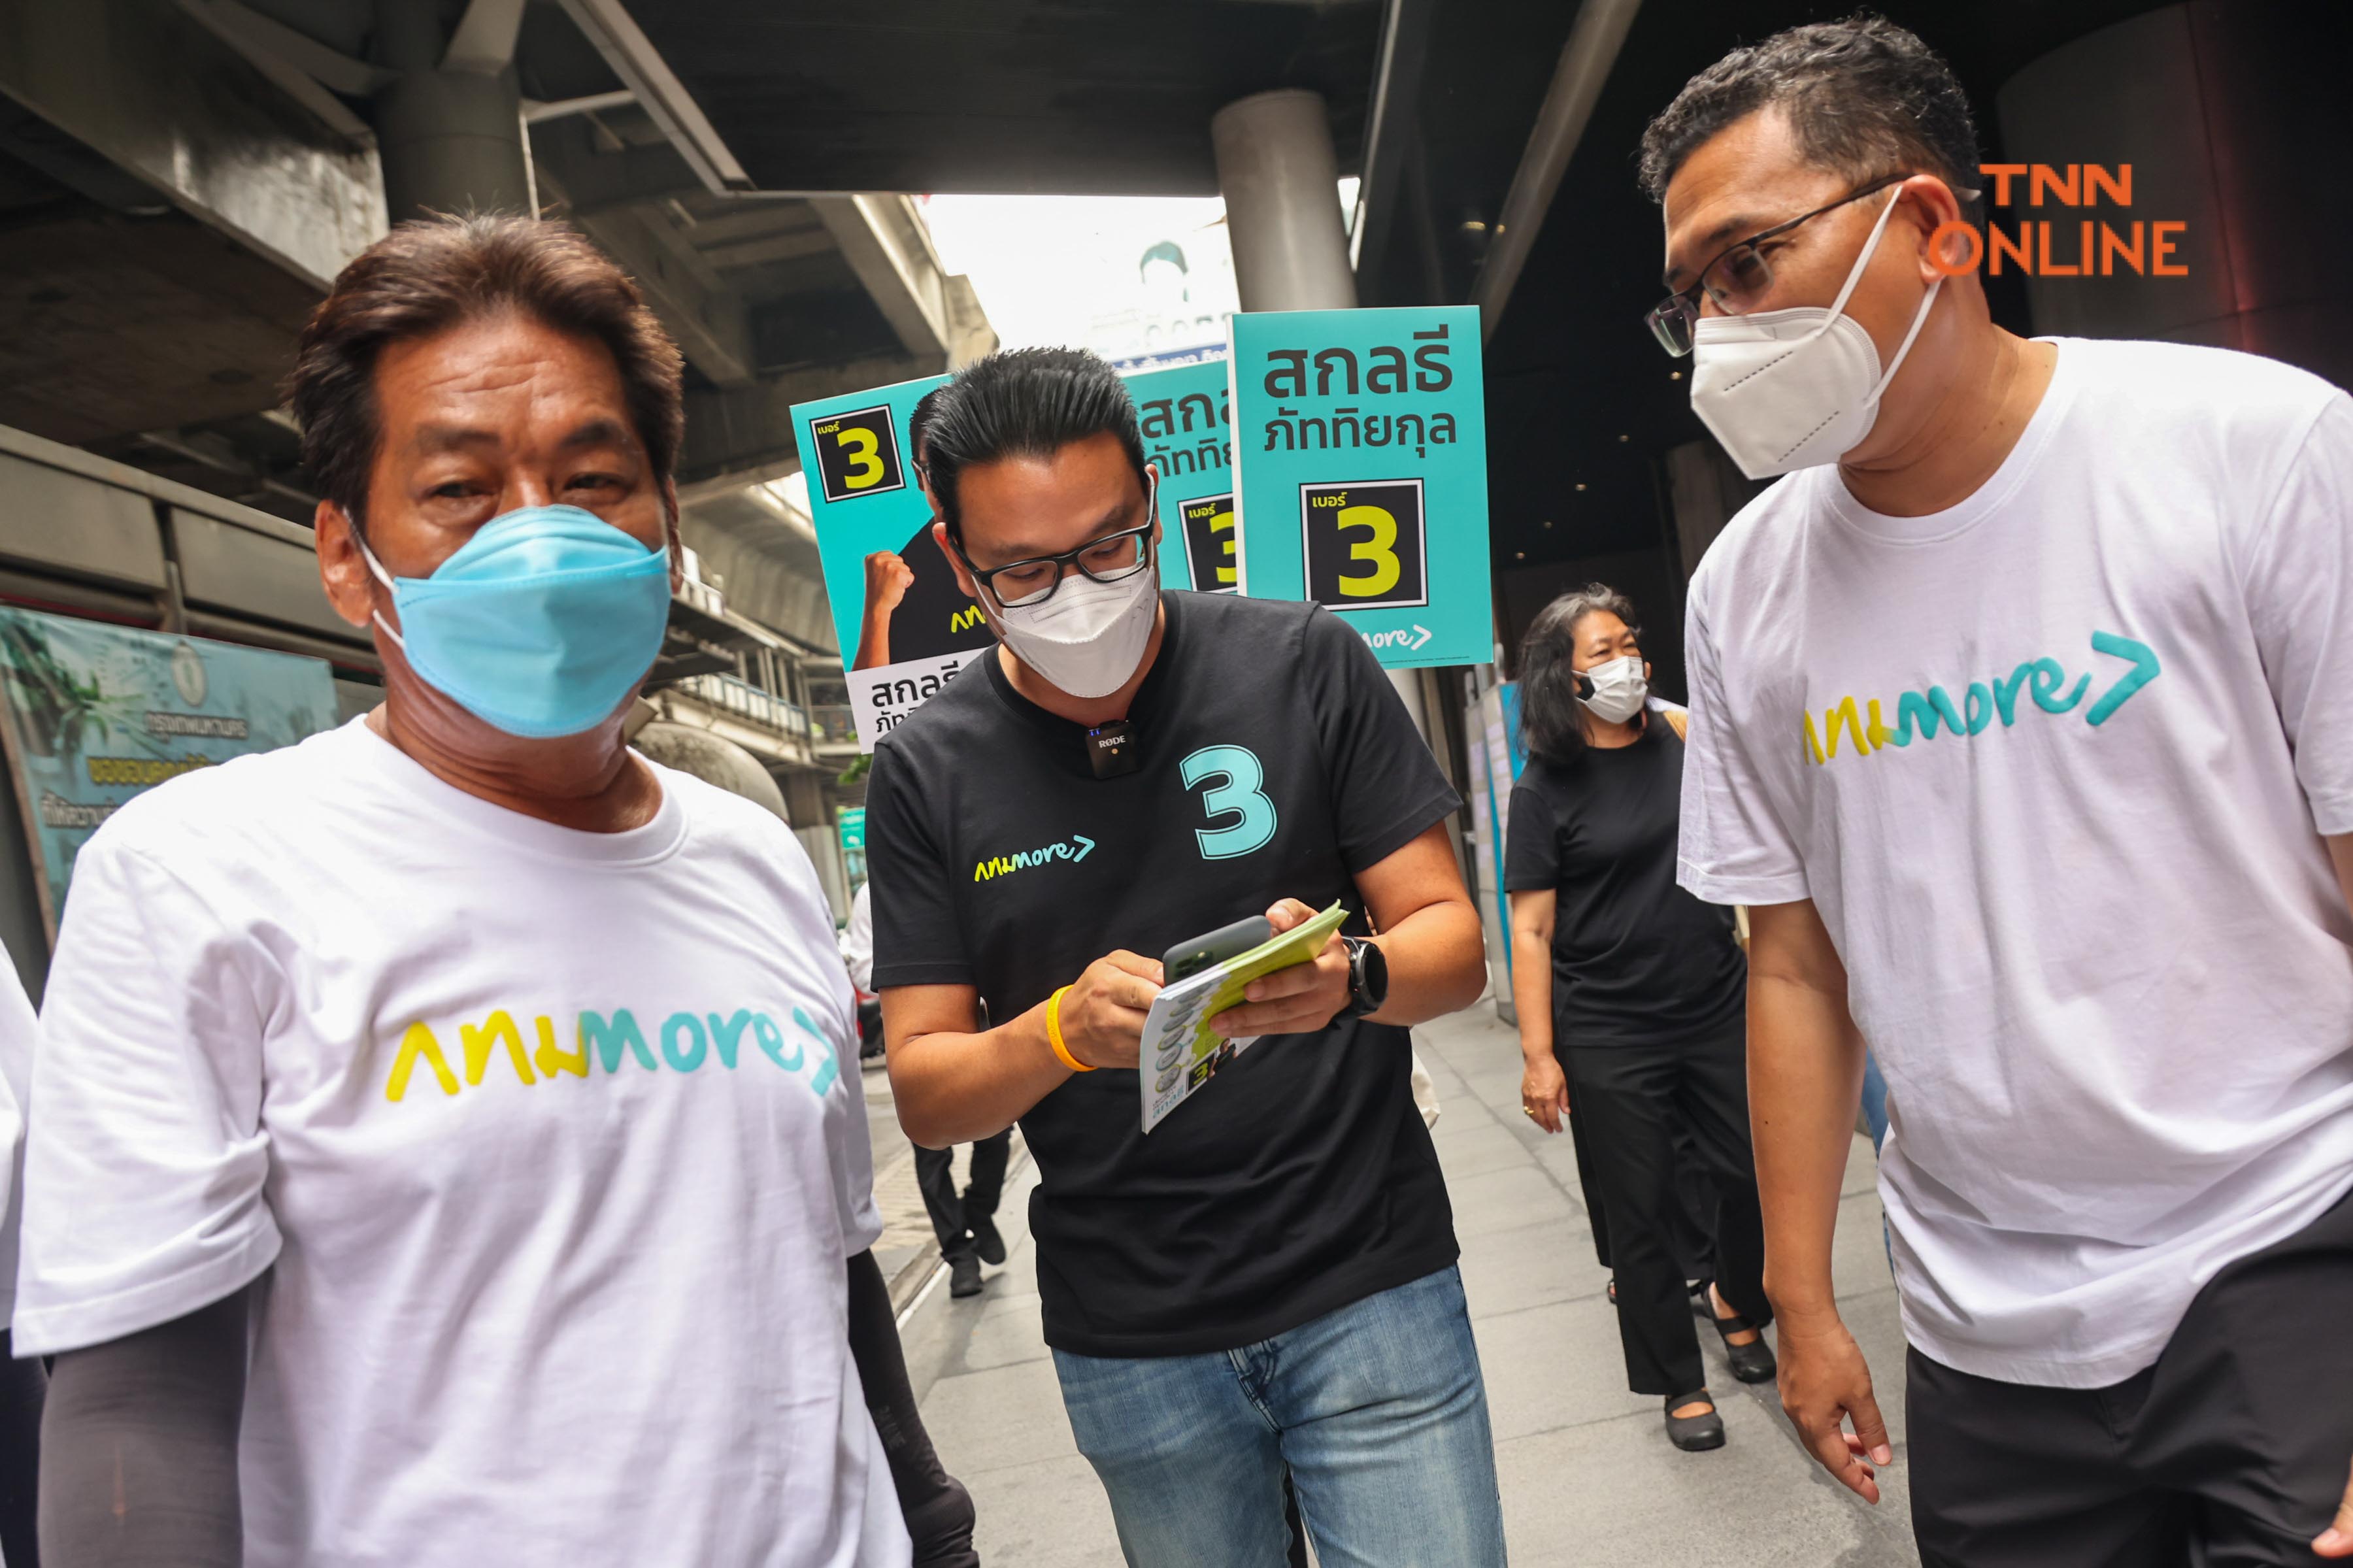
[1688,186,1943,480]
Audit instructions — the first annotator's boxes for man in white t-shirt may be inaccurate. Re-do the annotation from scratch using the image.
[16,216,916,1567]
[1640,18,2353,1565]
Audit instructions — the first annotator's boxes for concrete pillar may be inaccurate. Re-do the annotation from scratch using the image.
[1211,90,1358,313]
[1214,90,1446,737]
[371,0,533,223]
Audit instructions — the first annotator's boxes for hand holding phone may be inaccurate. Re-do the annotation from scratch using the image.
[1163,916,1275,984]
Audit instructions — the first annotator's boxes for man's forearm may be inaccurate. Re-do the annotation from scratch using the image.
[1748,971,1869,1323]
[888,998,1067,1148]
[1368,898,1486,1027]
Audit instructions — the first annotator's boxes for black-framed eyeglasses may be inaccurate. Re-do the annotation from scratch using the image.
[1644,172,1912,357]
[950,484,1159,609]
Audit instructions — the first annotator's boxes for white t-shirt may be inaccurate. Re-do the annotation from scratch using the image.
[845,880,875,994]
[14,718,910,1567]
[0,947,29,1327]
[1678,338,2353,1388]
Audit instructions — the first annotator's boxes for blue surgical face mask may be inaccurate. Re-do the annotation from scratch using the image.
[358,505,673,739]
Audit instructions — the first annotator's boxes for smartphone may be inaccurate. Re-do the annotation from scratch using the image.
[1163,915,1273,983]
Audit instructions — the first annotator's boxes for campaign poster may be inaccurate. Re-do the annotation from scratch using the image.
[797,375,994,751]
[0,609,338,941]
[1227,305,1492,668]
[1124,358,1239,595]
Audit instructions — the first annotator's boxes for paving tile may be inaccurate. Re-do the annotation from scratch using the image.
[1470,1298,1657,1441]
[1456,1217,1612,1320]
[966,1454,1122,1568]
[924,1359,1084,1479]
[1432,1120,1542,1180]
[1444,1163,1582,1239]
[1494,1393,1916,1568]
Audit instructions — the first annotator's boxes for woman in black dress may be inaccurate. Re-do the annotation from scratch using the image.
[1504,584,1774,1452]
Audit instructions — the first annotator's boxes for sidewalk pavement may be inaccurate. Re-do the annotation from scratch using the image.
[892,1001,1923,1565]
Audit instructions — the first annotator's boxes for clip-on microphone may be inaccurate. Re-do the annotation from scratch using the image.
[1087,720,1139,778]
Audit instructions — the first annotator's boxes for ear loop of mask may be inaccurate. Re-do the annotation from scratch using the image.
[352,530,408,652]
[1813,183,1944,403]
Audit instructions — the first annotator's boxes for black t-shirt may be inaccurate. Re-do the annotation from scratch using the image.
[1503,716,1745,1046]
[865,591,1462,1357]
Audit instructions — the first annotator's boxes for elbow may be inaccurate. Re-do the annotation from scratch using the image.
[893,1092,955,1150]
[884,1050,951,1150]
[1441,954,1488,1016]
[1452,902,1493,1008]
[1421,917,1490,1018]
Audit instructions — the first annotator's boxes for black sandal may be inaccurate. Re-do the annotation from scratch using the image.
[1606,1276,1616,1306]
[1665,1389,1725,1452]
[1704,1287,1778,1384]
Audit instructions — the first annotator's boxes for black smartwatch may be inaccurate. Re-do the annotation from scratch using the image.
[1337,936,1390,1020]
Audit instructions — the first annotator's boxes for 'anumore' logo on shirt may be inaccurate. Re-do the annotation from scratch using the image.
[973,833,1096,882]
[1803,630,2161,766]
[384,1007,840,1103]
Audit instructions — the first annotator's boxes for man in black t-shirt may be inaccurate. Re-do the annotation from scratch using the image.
[866,348,1504,1567]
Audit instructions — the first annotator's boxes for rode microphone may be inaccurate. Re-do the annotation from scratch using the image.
[1087,720,1139,778]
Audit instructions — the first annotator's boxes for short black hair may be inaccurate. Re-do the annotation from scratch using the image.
[908,386,943,465]
[1639,15,1982,224]
[921,347,1147,537]
[1517,584,1643,764]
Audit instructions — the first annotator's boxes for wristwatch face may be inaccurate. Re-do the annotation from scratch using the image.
[1347,937,1389,1016]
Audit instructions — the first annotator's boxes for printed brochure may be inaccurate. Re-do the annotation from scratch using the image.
[1139,901,1350,1133]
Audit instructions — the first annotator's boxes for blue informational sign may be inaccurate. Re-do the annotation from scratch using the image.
[1227,305,1491,668]
[795,374,992,751]
[0,609,338,940]
[1124,359,1239,595]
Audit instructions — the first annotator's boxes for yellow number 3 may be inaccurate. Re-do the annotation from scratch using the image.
[837,427,886,491]
[1335,505,1401,598]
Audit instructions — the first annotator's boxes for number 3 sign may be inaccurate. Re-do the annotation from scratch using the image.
[1228,305,1490,670]
[809,405,907,503]
[1300,479,1427,610]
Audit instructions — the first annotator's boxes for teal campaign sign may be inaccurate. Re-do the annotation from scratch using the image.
[1123,359,1237,595]
[837,805,866,852]
[795,374,994,750]
[0,610,337,941]
[1227,305,1490,667]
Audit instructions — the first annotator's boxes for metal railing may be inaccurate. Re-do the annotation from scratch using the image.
[675,673,810,738]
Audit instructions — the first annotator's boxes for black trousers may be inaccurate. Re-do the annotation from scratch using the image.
[1909,1182,2353,1567]
[1569,1104,1716,1283]
[847,1251,980,1567]
[0,1330,40,1568]
[914,1129,1012,1261]
[1561,1023,1769,1397]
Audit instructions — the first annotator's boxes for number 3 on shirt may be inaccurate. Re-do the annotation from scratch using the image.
[1180,745,1277,860]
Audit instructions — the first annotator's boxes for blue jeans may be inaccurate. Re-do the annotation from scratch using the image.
[1860,1050,1891,1149]
[1861,1052,1895,1277]
[1052,1265,1507,1568]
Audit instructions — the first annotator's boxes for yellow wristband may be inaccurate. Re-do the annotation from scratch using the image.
[1046,985,1092,1073]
